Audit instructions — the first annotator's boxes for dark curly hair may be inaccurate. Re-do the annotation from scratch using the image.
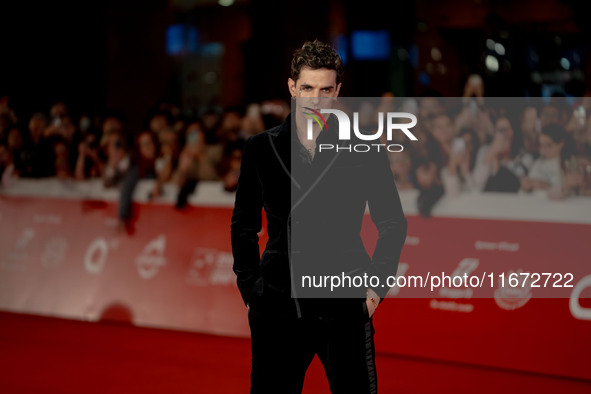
[290,40,344,84]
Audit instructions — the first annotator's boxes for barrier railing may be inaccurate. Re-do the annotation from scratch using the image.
[1,179,590,380]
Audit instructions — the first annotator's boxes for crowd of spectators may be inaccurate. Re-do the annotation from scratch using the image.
[0,96,289,225]
[1,75,591,221]
[380,77,591,215]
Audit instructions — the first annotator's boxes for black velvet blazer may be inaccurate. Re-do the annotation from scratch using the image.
[231,113,407,317]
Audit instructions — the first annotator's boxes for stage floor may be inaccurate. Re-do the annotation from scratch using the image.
[1,312,589,393]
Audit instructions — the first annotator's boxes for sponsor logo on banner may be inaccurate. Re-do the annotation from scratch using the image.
[186,247,234,286]
[475,241,519,252]
[570,275,591,320]
[430,299,474,313]
[428,258,478,313]
[494,269,532,310]
[33,214,63,225]
[84,238,109,274]
[84,237,119,275]
[405,236,419,246]
[1,228,35,271]
[135,234,167,279]
[42,236,68,268]
[438,258,479,300]
[15,228,35,249]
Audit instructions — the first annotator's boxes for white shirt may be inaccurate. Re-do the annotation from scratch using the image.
[528,157,563,189]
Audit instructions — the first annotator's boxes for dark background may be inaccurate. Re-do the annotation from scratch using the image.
[1,0,590,131]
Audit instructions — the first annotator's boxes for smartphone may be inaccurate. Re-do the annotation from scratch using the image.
[187,131,199,145]
[451,137,466,154]
[469,99,477,116]
[574,106,586,127]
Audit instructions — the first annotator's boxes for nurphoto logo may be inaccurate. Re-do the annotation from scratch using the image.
[305,108,418,153]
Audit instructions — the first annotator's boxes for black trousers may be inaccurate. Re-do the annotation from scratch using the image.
[248,300,377,394]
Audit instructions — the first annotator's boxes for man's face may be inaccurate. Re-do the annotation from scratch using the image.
[288,66,341,100]
[288,67,341,132]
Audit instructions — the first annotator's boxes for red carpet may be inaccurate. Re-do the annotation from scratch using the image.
[0,312,589,393]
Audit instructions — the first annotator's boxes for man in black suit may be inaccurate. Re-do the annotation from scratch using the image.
[231,40,407,394]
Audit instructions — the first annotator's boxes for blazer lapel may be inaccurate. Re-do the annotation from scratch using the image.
[268,113,302,189]
[271,113,348,212]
